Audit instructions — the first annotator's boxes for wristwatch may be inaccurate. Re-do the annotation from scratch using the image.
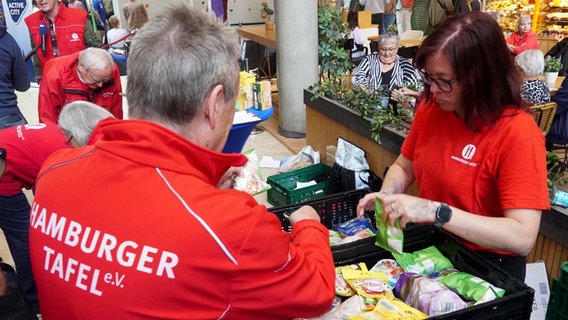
[434,203,452,228]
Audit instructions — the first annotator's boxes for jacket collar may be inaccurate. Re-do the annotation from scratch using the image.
[93,119,248,185]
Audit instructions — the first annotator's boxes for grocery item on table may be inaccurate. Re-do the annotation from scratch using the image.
[437,271,506,303]
[392,246,454,274]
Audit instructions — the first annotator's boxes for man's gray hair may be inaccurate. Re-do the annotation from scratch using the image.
[515,49,544,78]
[79,47,114,71]
[126,4,240,126]
[58,101,115,147]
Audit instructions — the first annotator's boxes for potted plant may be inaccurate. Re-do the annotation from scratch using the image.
[544,57,563,87]
[260,2,275,30]
[547,151,568,206]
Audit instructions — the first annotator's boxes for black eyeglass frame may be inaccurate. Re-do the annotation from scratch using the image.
[418,69,457,93]
[0,148,6,161]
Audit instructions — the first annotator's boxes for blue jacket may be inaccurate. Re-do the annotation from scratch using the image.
[0,25,30,116]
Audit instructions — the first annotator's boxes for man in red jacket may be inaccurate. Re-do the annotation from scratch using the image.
[30,4,335,320]
[37,48,123,123]
[25,0,101,79]
[0,123,69,315]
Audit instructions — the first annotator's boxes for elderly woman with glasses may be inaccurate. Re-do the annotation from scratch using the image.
[506,15,539,55]
[356,12,548,282]
[351,31,421,100]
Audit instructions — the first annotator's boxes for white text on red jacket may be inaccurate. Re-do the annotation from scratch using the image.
[30,202,180,296]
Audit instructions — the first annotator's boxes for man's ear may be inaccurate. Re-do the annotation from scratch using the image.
[203,84,225,129]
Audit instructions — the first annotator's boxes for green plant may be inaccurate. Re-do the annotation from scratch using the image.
[260,2,274,20]
[547,151,568,189]
[544,58,563,73]
[317,5,351,84]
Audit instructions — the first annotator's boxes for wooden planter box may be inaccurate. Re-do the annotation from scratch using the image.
[304,89,418,196]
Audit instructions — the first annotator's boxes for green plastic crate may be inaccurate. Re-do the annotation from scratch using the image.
[547,261,568,320]
[266,163,341,206]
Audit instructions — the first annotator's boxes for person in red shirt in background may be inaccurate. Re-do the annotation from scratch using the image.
[25,0,101,81]
[38,47,123,124]
[30,5,335,319]
[0,123,68,315]
[506,15,539,55]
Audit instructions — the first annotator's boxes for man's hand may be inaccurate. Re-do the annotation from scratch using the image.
[289,205,320,226]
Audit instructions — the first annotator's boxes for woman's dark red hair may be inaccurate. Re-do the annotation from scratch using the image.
[414,12,527,131]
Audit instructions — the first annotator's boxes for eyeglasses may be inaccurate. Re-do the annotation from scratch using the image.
[0,148,6,161]
[65,136,74,146]
[418,69,457,93]
[379,47,397,53]
[80,64,110,86]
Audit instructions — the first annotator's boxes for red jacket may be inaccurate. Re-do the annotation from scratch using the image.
[0,123,68,195]
[506,30,539,55]
[30,119,335,320]
[25,5,88,71]
[38,52,123,123]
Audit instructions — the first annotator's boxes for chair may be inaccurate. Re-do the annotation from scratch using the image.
[400,30,424,40]
[344,38,368,68]
[530,102,557,136]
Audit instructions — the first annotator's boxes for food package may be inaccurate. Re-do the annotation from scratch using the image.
[239,71,256,109]
[369,259,405,288]
[342,268,393,310]
[335,263,368,297]
[437,271,505,303]
[233,148,271,195]
[392,246,454,275]
[374,197,404,254]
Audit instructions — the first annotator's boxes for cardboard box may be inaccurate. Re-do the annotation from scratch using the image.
[525,261,550,320]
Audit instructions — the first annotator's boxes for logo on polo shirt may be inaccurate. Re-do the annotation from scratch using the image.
[450,144,479,167]
[71,33,79,41]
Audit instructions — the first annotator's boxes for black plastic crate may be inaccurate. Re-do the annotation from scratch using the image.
[268,189,382,260]
[335,224,535,320]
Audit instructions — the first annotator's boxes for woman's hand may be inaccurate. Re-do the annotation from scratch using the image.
[357,192,437,227]
[391,87,418,102]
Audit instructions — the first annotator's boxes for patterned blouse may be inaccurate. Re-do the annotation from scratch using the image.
[351,53,421,92]
[521,79,551,106]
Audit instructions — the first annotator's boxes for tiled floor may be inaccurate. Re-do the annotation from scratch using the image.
[0,78,304,269]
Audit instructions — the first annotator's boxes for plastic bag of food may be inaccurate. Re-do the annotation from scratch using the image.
[336,215,375,237]
[369,259,405,288]
[437,271,505,303]
[335,263,368,297]
[372,297,428,319]
[392,246,454,275]
[233,148,271,195]
[374,197,404,254]
[342,269,393,311]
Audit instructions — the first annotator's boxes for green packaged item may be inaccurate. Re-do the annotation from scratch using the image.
[374,197,404,254]
[438,271,505,303]
[392,246,454,275]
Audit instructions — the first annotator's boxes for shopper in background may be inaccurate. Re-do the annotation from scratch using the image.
[545,37,568,76]
[106,15,130,49]
[357,12,548,281]
[93,0,108,41]
[0,123,69,315]
[383,0,396,32]
[38,47,123,124]
[428,0,453,29]
[515,49,551,106]
[0,24,30,129]
[67,0,86,11]
[399,0,414,35]
[24,0,101,80]
[361,0,386,34]
[58,101,115,147]
[122,0,148,32]
[506,15,539,55]
[30,4,335,319]
[352,31,420,95]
